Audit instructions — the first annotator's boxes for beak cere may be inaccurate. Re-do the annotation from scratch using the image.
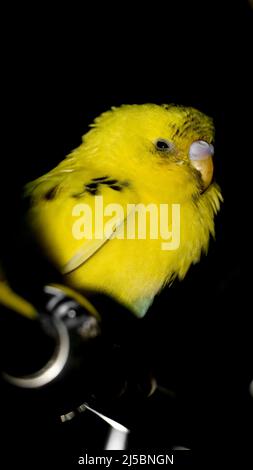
[189,140,214,191]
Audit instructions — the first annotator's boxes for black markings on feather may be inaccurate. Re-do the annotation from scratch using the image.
[171,127,180,139]
[192,192,200,205]
[103,179,130,191]
[85,182,100,195]
[72,192,84,198]
[182,123,200,135]
[86,182,99,189]
[110,185,122,191]
[86,186,99,195]
[72,178,130,198]
[44,186,58,200]
[91,176,109,181]
[100,179,118,185]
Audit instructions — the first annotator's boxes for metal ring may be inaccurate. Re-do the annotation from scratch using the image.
[3,317,70,388]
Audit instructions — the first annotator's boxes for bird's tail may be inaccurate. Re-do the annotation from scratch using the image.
[0,264,37,319]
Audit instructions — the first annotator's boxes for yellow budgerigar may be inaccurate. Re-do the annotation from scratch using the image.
[25,104,222,317]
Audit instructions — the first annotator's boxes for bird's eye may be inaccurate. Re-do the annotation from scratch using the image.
[154,139,173,152]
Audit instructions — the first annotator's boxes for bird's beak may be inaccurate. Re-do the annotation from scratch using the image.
[189,141,214,191]
[191,155,214,191]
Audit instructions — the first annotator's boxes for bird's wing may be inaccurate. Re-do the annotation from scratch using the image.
[26,167,138,274]
[62,210,131,274]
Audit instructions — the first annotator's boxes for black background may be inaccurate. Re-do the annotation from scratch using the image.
[0,1,252,465]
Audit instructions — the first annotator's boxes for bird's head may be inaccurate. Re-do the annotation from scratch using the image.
[83,104,216,196]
